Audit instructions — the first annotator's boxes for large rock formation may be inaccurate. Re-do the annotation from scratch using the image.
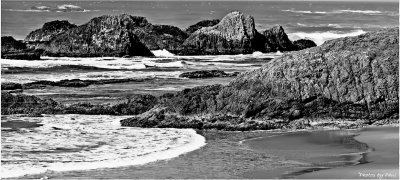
[133,24,188,52]
[261,25,296,52]
[185,19,220,34]
[181,11,258,55]
[122,27,399,130]
[25,20,77,42]
[179,12,316,55]
[43,14,154,57]
[1,36,41,60]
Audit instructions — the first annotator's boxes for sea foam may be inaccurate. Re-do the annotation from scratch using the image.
[1,115,206,178]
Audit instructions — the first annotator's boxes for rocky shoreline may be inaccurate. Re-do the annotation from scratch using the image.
[1,13,398,131]
[2,11,316,58]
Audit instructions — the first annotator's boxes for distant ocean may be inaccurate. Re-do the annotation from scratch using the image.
[1,1,399,45]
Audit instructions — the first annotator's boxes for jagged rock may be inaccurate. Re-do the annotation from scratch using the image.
[181,11,258,55]
[122,27,399,130]
[261,25,296,52]
[186,19,220,34]
[134,24,188,52]
[25,20,77,42]
[43,14,154,57]
[293,39,317,50]
[1,36,41,60]
[179,70,238,78]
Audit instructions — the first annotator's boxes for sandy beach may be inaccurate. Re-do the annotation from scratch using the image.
[298,126,399,179]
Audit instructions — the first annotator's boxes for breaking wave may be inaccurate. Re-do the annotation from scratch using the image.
[1,114,206,178]
[288,29,367,46]
[282,9,397,16]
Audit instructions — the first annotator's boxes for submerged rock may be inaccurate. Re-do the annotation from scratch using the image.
[43,14,154,57]
[122,27,399,130]
[25,20,77,42]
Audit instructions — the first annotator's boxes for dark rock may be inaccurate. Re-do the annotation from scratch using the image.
[134,24,188,52]
[180,11,257,55]
[1,82,22,90]
[1,52,41,60]
[122,27,399,130]
[293,39,317,50]
[22,78,147,89]
[25,20,77,42]
[261,25,296,52]
[1,92,58,115]
[43,14,154,57]
[1,36,42,60]
[1,36,26,53]
[179,70,238,78]
[186,19,220,34]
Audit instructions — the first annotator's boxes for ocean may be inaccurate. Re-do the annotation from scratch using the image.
[1,1,399,178]
[2,1,398,44]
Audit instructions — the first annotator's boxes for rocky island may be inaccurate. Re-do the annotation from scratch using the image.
[2,12,316,58]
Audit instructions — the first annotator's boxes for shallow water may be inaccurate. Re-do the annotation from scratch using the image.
[1,114,206,178]
[243,129,371,178]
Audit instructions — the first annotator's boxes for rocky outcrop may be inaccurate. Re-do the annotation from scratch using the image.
[261,25,296,52]
[179,70,238,78]
[1,92,58,115]
[25,20,77,42]
[133,24,188,52]
[1,92,157,116]
[1,36,26,52]
[180,11,258,55]
[43,14,154,57]
[122,27,399,130]
[1,36,41,60]
[186,19,220,34]
[293,39,317,50]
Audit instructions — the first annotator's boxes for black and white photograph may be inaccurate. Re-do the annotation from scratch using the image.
[1,0,399,179]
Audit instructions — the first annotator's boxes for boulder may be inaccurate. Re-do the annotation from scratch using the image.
[181,11,258,55]
[293,39,317,50]
[185,19,220,34]
[25,20,77,42]
[122,27,399,129]
[43,14,154,57]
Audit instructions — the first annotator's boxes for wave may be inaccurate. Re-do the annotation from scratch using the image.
[1,115,206,178]
[5,4,97,13]
[288,29,367,46]
[282,9,396,16]
[151,49,176,57]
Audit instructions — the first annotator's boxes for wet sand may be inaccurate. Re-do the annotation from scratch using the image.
[297,126,399,179]
[17,126,398,179]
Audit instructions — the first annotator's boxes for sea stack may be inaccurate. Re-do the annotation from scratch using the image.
[42,14,154,57]
[181,11,258,55]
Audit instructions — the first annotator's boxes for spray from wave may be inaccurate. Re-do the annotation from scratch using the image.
[288,29,367,46]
